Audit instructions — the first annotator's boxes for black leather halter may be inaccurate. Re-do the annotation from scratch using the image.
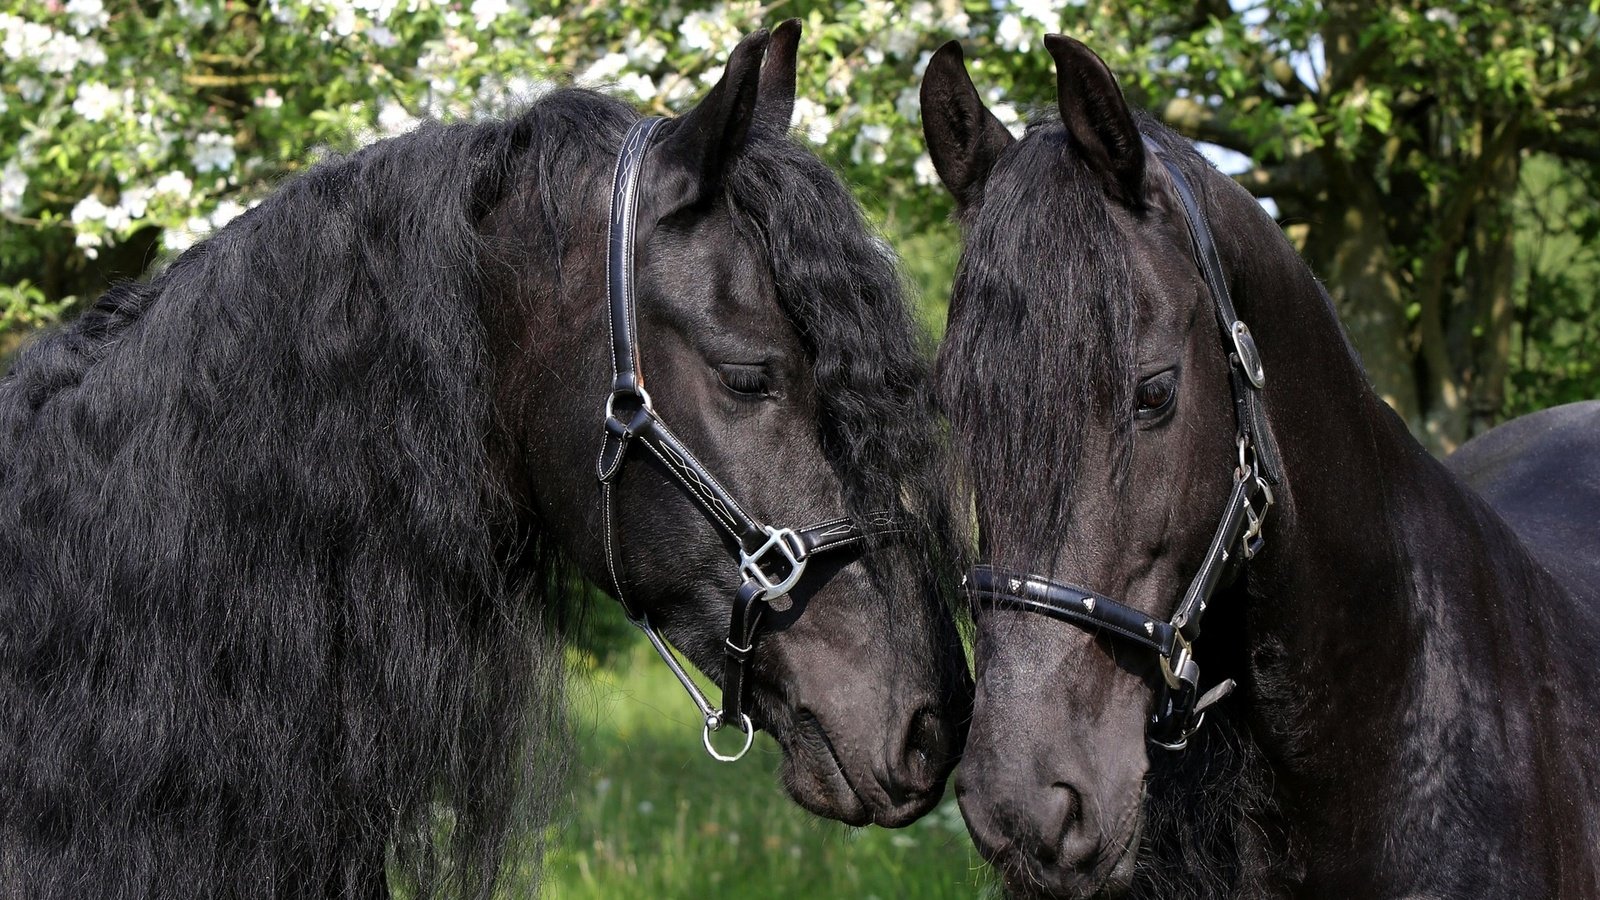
[966,135,1283,751]
[597,117,896,761]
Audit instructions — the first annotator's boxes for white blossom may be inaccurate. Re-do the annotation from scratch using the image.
[154,170,194,198]
[991,102,1025,138]
[119,185,153,220]
[173,0,216,27]
[469,0,510,30]
[72,81,120,122]
[995,13,1030,52]
[852,124,892,166]
[377,99,417,135]
[790,97,834,145]
[896,87,921,123]
[256,88,284,109]
[17,78,44,103]
[71,193,109,226]
[529,15,560,54]
[577,52,629,87]
[191,131,236,173]
[209,199,245,229]
[65,0,109,34]
[913,152,940,186]
[627,31,668,70]
[615,72,658,102]
[698,64,724,86]
[367,25,398,47]
[1014,0,1060,27]
[76,230,102,258]
[0,160,27,214]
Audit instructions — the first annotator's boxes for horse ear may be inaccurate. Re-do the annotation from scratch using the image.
[755,18,801,133]
[920,40,1015,214]
[647,27,771,216]
[1044,34,1144,202]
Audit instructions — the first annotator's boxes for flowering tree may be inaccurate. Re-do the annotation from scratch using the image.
[2,0,1596,443]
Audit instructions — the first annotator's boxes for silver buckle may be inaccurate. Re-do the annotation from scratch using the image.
[739,525,808,601]
[603,383,654,423]
[1231,321,1266,389]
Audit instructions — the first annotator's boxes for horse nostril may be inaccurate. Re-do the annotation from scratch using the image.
[1047,781,1095,866]
[898,705,948,786]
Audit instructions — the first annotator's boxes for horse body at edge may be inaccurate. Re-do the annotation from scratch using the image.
[0,26,970,899]
[922,35,1600,899]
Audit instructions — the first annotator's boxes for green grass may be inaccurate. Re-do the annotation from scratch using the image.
[542,641,991,899]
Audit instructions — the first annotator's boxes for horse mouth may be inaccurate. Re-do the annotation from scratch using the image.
[770,708,874,826]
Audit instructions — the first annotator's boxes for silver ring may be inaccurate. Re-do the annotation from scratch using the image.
[702,713,755,762]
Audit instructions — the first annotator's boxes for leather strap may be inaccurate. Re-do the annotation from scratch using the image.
[593,117,903,760]
[965,135,1282,750]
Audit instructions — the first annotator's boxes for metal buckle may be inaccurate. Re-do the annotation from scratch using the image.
[1159,633,1196,690]
[739,525,808,601]
[1231,321,1266,389]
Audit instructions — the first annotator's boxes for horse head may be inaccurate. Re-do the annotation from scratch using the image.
[480,23,970,827]
[924,36,1266,896]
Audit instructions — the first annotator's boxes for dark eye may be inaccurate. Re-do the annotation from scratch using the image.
[1134,371,1177,418]
[716,364,772,397]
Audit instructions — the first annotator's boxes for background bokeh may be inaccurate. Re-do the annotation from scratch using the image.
[2,1,1596,896]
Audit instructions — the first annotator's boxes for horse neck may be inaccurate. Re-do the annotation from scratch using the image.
[1207,174,1596,885]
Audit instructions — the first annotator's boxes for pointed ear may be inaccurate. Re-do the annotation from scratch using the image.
[1044,34,1145,202]
[647,28,770,217]
[920,41,1016,214]
[754,18,801,133]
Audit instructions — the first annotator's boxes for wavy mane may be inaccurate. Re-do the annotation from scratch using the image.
[1,115,565,899]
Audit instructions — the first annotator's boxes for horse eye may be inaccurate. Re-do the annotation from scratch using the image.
[1134,372,1177,417]
[716,364,771,397]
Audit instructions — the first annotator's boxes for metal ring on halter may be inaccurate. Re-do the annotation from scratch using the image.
[739,525,808,600]
[604,383,654,422]
[702,712,756,762]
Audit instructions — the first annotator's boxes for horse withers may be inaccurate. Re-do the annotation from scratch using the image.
[922,35,1600,900]
[0,23,970,900]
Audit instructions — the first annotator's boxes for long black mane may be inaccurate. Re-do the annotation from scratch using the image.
[0,87,945,898]
[938,114,1136,568]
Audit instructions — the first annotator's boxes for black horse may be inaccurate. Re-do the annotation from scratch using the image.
[1,24,970,900]
[922,35,1600,899]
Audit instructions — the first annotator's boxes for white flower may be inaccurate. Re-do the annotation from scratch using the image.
[851,124,892,166]
[65,0,109,34]
[119,185,153,219]
[991,102,1025,138]
[367,25,398,47]
[913,152,940,186]
[72,81,119,122]
[377,99,417,135]
[678,9,729,52]
[164,217,211,253]
[18,78,44,103]
[577,51,628,87]
[698,65,724,86]
[0,160,27,214]
[209,199,245,229]
[191,131,235,173]
[76,230,102,258]
[256,88,284,109]
[995,13,1029,52]
[615,72,657,102]
[469,0,510,30]
[153,170,194,198]
[71,194,109,226]
[824,59,852,97]
[174,0,216,27]
[896,86,921,123]
[660,75,696,108]
[101,202,131,231]
[627,31,668,70]
[1014,0,1059,27]
[790,97,833,144]
[529,15,560,54]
